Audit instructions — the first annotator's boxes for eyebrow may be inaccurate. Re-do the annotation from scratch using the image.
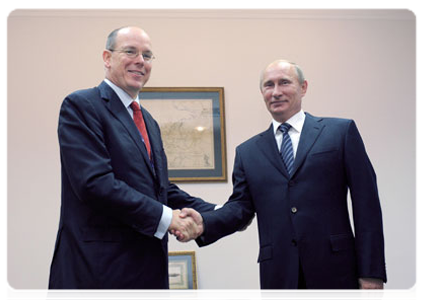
[122,46,152,53]
[263,79,273,85]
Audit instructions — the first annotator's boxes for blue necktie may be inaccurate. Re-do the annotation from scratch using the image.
[279,123,294,175]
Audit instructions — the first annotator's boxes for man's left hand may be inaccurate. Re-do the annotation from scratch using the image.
[358,278,384,289]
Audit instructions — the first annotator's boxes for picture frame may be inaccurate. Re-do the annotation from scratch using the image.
[140,87,227,182]
[168,251,198,289]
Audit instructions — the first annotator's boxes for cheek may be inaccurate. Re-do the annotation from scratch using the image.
[145,65,152,75]
[263,91,272,101]
[263,96,271,107]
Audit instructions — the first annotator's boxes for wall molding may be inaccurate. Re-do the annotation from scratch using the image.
[5,8,420,20]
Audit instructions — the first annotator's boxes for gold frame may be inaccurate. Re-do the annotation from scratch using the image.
[169,251,198,300]
[140,87,227,182]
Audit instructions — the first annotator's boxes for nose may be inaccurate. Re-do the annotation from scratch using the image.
[272,84,283,98]
[133,53,145,65]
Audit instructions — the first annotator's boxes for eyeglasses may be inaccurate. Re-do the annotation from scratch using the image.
[108,48,155,62]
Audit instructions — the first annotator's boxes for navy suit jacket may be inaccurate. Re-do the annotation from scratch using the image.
[49,81,215,289]
[199,113,386,289]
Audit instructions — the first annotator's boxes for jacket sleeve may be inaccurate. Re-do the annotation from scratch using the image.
[197,147,256,246]
[344,120,387,282]
[166,182,217,213]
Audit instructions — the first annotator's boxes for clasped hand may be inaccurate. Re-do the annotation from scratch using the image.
[169,208,203,242]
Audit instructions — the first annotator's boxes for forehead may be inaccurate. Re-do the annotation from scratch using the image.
[263,63,297,82]
[115,28,152,49]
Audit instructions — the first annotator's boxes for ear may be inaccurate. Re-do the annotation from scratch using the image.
[103,50,112,69]
[301,80,308,97]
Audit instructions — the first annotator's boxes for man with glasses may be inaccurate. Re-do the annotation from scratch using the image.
[48,26,215,289]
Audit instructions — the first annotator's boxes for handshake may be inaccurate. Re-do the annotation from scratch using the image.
[169,208,204,242]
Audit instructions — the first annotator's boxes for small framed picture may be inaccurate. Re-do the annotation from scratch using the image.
[168,251,198,289]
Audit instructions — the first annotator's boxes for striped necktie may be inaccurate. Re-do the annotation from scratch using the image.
[279,123,294,175]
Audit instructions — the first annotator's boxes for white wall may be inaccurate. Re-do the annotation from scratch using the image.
[7,9,415,290]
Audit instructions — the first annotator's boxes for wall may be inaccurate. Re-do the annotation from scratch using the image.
[7,9,415,290]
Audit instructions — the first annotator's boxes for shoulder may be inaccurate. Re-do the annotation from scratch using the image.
[59,85,105,123]
[306,112,355,129]
[66,86,101,103]
[306,112,352,124]
[60,85,104,113]
[305,113,362,139]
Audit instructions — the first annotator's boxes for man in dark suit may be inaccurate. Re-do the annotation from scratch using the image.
[182,59,387,289]
[48,26,215,289]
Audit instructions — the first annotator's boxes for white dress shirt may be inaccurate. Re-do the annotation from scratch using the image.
[104,79,172,239]
[272,110,306,158]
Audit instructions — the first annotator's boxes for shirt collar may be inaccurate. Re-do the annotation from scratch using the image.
[272,110,306,135]
[104,78,139,108]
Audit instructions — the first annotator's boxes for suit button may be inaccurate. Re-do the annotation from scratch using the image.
[291,207,298,214]
[288,180,295,187]
[291,239,297,246]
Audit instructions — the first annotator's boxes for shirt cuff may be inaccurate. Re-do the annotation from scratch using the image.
[154,205,172,239]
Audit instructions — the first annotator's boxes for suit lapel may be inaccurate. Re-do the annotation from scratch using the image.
[98,82,156,177]
[141,107,163,180]
[256,125,290,178]
[291,113,324,176]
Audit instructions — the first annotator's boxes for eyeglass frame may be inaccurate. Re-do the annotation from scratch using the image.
[107,47,156,62]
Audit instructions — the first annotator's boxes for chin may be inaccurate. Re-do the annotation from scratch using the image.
[130,83,145,91]
[271,109,287,116]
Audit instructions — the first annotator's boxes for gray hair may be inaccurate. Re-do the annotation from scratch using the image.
[106,26,129,50]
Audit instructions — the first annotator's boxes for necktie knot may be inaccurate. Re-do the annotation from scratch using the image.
[279,123,292,134]
[130,101,141,112]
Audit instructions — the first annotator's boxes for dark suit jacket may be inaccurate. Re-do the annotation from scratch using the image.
[49,81,215,289]
[199,113,387,289]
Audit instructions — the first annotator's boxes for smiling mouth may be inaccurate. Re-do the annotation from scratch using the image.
[271,100,288,105]
[129,70,144,76]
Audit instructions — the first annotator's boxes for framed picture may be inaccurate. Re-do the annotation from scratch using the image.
[140,87,227,182]
[168,251,198,289]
